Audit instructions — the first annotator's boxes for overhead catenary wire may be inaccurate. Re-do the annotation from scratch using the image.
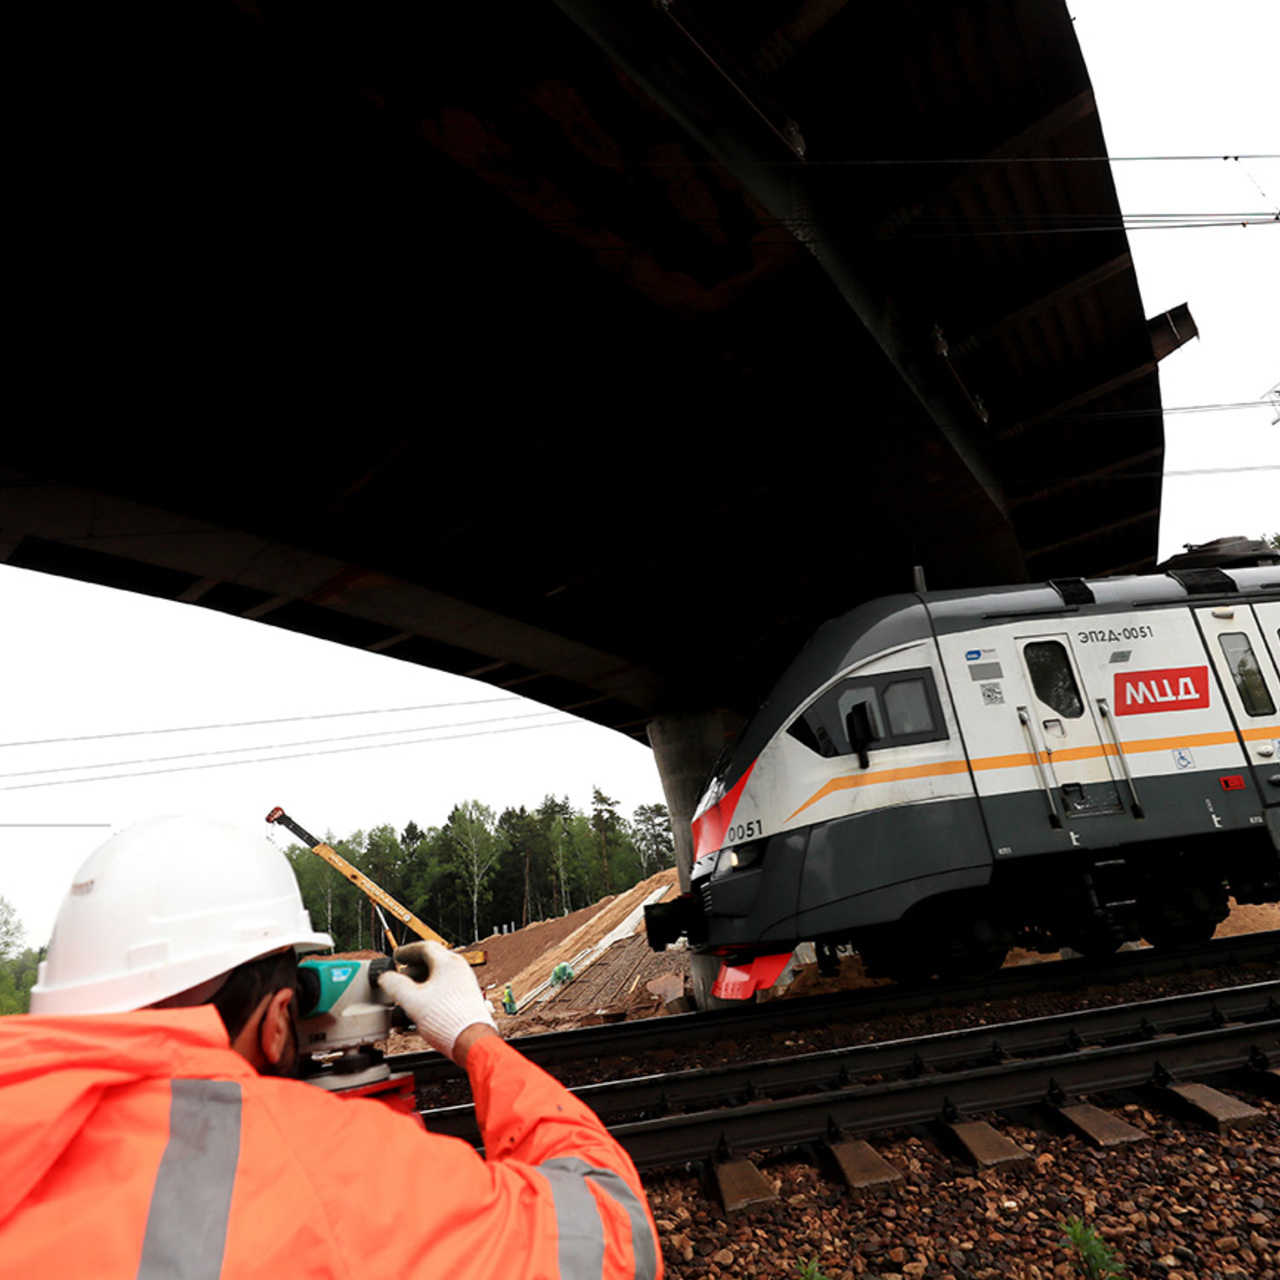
[0,701,527,747]
[1001,464,1280,481]
[1055,401,1278,421]
[559,217,1277,247]
[586,154,1280,170]
[541,209,1278,228]
[0,717,593,793]
[1159,401,1276,415]
[1165,465,1280,477]
[0,709,571,782]
[816,154,1280,165]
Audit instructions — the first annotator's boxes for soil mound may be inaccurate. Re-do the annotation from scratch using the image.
[391,868,686,1047]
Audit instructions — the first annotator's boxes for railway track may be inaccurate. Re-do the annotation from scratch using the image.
[416,979,1280,1174]
[390,928,1280,1084]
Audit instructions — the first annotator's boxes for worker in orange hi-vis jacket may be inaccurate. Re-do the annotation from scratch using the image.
[0,816,661,1280]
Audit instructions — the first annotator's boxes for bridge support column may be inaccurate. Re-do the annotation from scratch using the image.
[648,709,741,1009]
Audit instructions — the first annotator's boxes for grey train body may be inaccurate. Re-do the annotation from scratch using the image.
[648,561,1280,983]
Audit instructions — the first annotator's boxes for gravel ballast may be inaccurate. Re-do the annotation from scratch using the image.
[637,934,1280,1280]
[643,1093,1280,1280]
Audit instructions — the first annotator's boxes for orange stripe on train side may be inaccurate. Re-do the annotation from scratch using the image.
[1241,724,1280,741]
[787,728,1249,823]
[1112,729,1242,754]
[971,730,1242,768]
[787,760,970,821]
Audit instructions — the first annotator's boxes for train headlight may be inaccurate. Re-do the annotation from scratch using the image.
[725,841,764,871]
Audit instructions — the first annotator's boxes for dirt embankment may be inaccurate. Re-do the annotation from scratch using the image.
[388,868,686,1047]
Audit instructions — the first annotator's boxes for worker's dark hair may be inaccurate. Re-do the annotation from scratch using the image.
[211,949,299,1041]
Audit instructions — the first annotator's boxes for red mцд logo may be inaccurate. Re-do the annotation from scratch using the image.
[1114,666,1210,716]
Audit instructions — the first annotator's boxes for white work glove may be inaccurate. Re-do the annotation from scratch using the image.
[379,940,497,1062]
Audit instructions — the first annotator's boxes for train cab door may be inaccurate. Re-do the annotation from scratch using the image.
[1015,634,1126,823]
[1195,604,1280,805]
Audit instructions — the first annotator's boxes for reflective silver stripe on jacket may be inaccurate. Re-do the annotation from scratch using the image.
[137,1080,242,1280]
[539,1157,659,1280]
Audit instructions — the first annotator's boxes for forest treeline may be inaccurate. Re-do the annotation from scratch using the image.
[284,790,675,953]
[0,897,39,1016]
[0,791,675,1013]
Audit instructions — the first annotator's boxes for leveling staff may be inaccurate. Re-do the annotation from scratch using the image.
[0,816,661,1280]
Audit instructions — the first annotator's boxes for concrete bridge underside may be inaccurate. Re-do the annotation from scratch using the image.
[7,2,1185,919]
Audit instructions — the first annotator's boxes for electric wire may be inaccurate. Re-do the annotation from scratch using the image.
[1162,401,1276,415]
[0,695,527,750]
[1001,464,1280,481]
[561,217,1277,247]
[1165,465,1280,477]
[544,211,1277,230]
[602,154,1280,169]
[0,717,591,793]
[1056,401,1276,422]
[534,208,1278,226]
[0,709,569,782]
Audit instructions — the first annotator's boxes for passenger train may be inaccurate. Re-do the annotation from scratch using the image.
[645,542,1280,996]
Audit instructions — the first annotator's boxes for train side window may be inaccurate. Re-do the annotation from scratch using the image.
[787,668,946,758]
[788,687,880,758]
[786,714,825,756]
[883,678,935,736]
[835,687,884,740]
[1023,641,1084,718]
[1219,633,1276,716]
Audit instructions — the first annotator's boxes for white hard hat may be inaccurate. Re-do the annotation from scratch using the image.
[31,815,333,1015]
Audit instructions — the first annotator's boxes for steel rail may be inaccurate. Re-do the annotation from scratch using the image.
[608,1017,1280,1170]
[418,980,1280,1149]
[392,928,1280,1082]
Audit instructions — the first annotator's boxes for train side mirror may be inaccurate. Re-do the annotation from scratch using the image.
[845,701,879,769]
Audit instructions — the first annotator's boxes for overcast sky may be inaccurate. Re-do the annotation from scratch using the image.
[1072,1,1278,555]
[2,2,1276,947]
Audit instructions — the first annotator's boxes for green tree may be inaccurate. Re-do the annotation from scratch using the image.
[0,898,40,1016]
[281,793,671,951]
[495,806,553,929]
[0,896,23,960]
[590,788,624,895]
[563,810,599,904]
[0,947,42,1016]
[285,840,336,942]
[0,965,24,1015]
[364,825,410,905]
[445,801,508,943]
[537,795,576,915]
[632,803,675,875]
[284,830,383,952]
[404,825,461,940]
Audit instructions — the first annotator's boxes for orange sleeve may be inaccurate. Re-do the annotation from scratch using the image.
[466,1035,662,1280]
[242,1040,662,1280]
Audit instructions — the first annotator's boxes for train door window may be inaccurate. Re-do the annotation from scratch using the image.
[1218,633,1276,716]
[1023,641,1084,718]
[787,668,946,758]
